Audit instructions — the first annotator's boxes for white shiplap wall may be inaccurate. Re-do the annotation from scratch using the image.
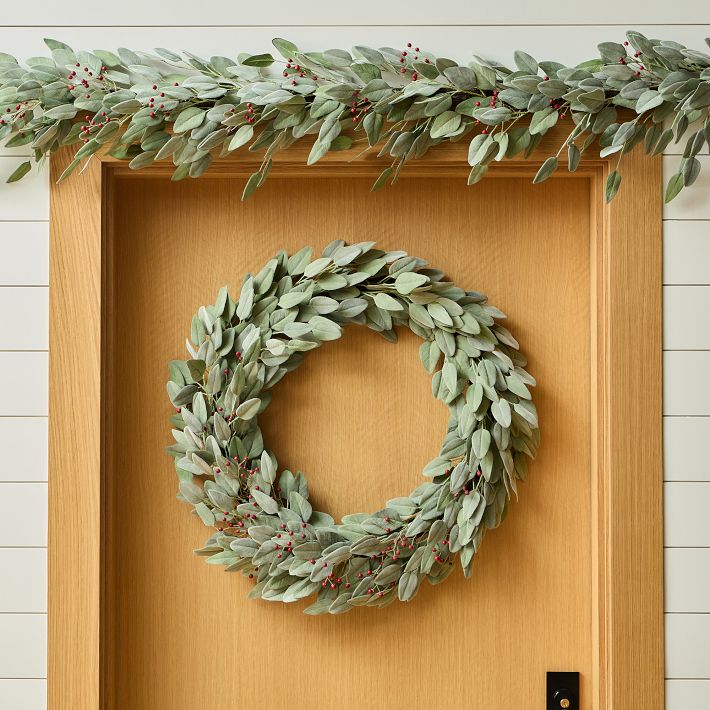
[1,11,709,709]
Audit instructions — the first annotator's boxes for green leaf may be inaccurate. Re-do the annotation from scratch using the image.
[6,160,31,184]
[194,502,215,526]
[174,107,205,133]
[419,340,441,373]
[514,50,538,75]
[532,156,558,184]
[309,315,342,341]
[683,157,701,186]
[272,38,298,59]
[242,171,261,201]
[228,124,253,151]
[636,89,664,113]
[289,491,312,522]
[236,397,261,421]
[529,108,558,135]
[374,292,404,311]
[242,53,275,67]
[605,170,622,202]
[472,428,492,458]
[429,110,462,140]
[252,488,279,514]
[665,172,684,203]
[363,111,383,146]
[467,164,488,185]
[394,271,429,294]
[442,359,457,393]
[43,104,79,120]
[371,166,393,192]
[398,571,421,602]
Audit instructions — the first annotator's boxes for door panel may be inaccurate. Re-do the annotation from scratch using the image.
[105,174,591,710]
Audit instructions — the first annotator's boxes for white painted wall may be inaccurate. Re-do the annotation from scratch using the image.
[0,10,709,709]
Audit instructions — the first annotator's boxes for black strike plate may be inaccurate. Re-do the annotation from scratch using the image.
[546,671,579,710]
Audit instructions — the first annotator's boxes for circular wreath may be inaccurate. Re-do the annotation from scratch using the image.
[166,241,539,614]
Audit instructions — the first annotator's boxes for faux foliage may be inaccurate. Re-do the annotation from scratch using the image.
[1,32,710,201]
[166,242,539,613]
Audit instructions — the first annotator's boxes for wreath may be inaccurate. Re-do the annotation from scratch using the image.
[166,242,539,614]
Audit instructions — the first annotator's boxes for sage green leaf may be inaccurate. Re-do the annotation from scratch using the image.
[252,488,279,514]
[228,124,253,151]
[374,292,404,311]
[303,257,331,278]
[533,156,558,184]
[472,428,492,458]
[636,89,664,113]
[529,108,558,135]
[194,502,215,526]
[278,290,311,309]
[467,164,488,185]
[6,161,31,184]
[605,170,622,202]
[665,172,684,203]
[236,277,254,320]
[290,491,312,522]
[287,246,313,275]
[242,53,275,67]
[316,273,348,290]
[394,271,429,294]
[207,488,235,513]
[309,315,342,341]
[398,571,421,602]
[491,398,512,428]
[242,172,261,200]
[179,480,204,504]
[364,111,384,147]
[260,450,277,484]
[683,157,701,186]
[430,110,462,139]
[442,359,458,393]
[419,340,441,373]
[371,166,393,192]
[236,397,261,420]
[514,50,538,75]
[283,578,319,603]
[427,302,453,326]
[44,104,79,120]
[410,303,435,329]
[174,106,205,133]
[272,38,298,59]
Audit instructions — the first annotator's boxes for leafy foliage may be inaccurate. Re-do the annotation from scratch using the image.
[1,32,710,201]
[167,241,539,613]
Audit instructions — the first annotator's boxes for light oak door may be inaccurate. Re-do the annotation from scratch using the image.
[48,138,663,710]
[109,174,588,709]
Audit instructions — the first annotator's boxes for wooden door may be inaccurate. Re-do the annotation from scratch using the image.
[48,137,663,710]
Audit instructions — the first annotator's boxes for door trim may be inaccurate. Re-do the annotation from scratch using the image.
[47,127,663,709]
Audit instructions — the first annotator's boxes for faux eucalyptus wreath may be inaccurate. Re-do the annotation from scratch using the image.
[166,242,539,613]
[1,31,710,202]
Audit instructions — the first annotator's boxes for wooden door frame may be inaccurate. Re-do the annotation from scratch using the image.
[47,127,664,710]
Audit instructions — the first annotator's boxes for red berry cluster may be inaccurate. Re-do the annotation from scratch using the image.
[282,58,317,86]
[79,112,111,143]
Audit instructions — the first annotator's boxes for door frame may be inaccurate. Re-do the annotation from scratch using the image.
[47,126,664,710]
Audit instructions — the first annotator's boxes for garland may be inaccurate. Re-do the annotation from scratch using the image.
[1,31,709,202]
[166,242,539,613]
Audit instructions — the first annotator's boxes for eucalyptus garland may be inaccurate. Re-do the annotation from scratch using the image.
[1,32,709,201]
[166,242,539,613]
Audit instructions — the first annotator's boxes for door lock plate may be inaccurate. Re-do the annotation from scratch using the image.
[546,671,579,710]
